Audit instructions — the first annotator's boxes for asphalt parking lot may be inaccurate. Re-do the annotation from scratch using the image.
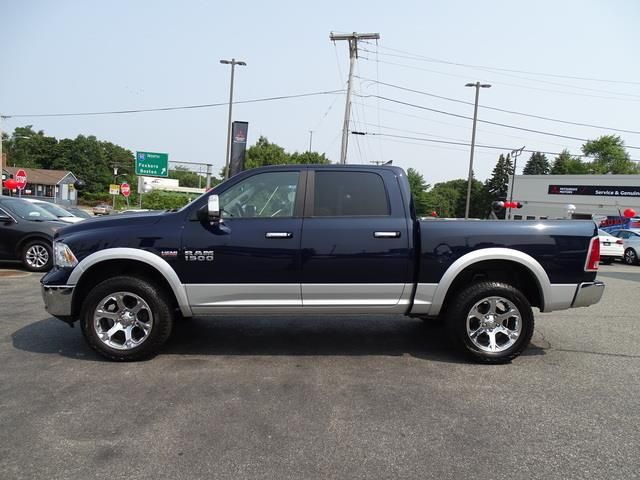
[0,262,638,480]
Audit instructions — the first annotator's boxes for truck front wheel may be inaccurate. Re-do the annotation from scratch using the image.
[80,276,174,361]
[446,281,534,364]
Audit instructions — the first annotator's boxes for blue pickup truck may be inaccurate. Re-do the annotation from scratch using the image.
[41,165,604,363]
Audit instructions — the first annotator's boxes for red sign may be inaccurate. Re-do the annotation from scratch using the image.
[121,183,131,197]
[15,169,27,190]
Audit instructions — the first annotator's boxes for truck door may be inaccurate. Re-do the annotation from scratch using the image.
[300,169,412,312]
[178,170,305,314]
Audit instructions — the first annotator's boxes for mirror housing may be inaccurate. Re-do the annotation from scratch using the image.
[198,194,222,223]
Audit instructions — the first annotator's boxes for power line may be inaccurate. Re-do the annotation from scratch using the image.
[2,90,345,119]
[355,93,640,150]
[357,76,640,135]
[363,57,640,103]
[359,48,640,98]
[361,42,640,87]
[351,130,640,161]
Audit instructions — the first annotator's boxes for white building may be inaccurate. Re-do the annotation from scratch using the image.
[506,174,640,221]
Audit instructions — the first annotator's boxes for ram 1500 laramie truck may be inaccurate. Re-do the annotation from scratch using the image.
[41,165,604,363]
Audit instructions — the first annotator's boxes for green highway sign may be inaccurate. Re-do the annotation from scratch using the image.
[135,151,169,177]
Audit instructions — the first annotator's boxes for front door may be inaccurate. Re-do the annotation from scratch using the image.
[300,169,412,311]
[178,169,305,314]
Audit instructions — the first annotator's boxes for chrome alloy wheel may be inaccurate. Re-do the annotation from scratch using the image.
[466,296,522,353]
[25,244,49,269]
[93,292,154,350]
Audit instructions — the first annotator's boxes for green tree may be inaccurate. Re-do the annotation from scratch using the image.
[289,151,331,164]
[425,178,489,218]
[485,153,513,200]
[169,165,208,188]
[244,136,291,169]
[522,152,550,175]
[2,126,59,169]
[582,135,638,174]
[550,149,588,174]
[407,168,430,215]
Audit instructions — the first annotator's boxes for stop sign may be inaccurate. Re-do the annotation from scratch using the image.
[121,183,131,197]
[15,169,27,190]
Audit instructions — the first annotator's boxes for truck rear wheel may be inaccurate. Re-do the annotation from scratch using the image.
[446,281,534,364]
[80,276,174,361]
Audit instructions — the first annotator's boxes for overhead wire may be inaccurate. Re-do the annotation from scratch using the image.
[2,90,346,118]
[360,41,640,87]
[352,131,640,161]
[354,93,640,150]
[356,76,640,135]
[361,57,640,103]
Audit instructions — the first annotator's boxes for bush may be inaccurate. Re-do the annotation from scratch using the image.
[139,190,198,210]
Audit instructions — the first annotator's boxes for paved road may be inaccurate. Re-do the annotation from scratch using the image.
[1,262,638,480]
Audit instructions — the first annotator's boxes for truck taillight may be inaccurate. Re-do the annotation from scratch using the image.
[585,236,600,272]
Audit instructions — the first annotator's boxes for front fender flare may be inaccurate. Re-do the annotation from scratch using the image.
[68,248,192,317]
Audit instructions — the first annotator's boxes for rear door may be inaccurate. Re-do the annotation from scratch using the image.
[300,169,412,311]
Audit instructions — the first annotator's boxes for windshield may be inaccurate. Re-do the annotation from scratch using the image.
[1,198,58,221]
[33,201,74,218]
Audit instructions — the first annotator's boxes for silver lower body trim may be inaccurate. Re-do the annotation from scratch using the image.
[186,283,411,315]
[41,285,74,317]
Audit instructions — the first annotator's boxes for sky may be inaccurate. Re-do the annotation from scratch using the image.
[1,0,640,184]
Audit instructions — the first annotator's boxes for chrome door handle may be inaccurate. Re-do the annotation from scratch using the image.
[265,232,293,239]
[374,231,401,238]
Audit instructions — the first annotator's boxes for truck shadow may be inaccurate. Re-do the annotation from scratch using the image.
[11,315,546,363]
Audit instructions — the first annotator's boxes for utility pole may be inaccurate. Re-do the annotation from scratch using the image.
[220,58,247,180]
[330,32,380,164]
[508,146,525,220]
[308,130,313,152]
[464,82,491,219]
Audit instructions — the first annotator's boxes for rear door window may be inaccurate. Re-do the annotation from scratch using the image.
[312,171,389,217]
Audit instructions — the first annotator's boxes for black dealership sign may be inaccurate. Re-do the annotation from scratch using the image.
[548,184,640,197]
[229,121,249,178]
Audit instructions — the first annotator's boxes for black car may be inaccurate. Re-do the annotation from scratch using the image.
[0,197,67,271]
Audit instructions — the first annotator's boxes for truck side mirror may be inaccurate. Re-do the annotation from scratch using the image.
[208,195,221,220]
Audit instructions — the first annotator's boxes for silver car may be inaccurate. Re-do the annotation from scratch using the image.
[610,228,640,265]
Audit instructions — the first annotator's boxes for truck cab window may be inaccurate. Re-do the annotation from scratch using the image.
[313,171,389,217]
[219,171,299,218]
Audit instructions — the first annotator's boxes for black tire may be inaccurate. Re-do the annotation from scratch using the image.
[446,281,534,364]
[623,248,638,265]
[80,276,174,361]
[21,240,52,272]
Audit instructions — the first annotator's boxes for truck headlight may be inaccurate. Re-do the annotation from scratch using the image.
[54,242,78,268]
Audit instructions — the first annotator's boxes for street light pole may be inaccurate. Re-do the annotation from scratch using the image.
[220,58,247,180]
[464,82,491,219]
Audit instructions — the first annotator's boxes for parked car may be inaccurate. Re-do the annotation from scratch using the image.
[0,197,67,271]
[598,229,624,264]
[92,203,113,216]
[42,165,604,363]
[24,198,84,223]
[610,228,640,265]
[65,207,92,219]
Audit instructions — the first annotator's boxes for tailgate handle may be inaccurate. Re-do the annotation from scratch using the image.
[374,231,401,238]
[265,232,293,239]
